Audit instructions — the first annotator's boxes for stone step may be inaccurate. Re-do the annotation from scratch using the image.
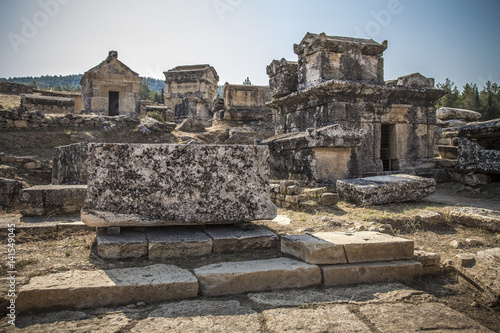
[194,257,322,296]
[281,231,414,264]
[16,264,199,314]
[19,184,87,217]
[322,260,423,286]
[96,226,278,259]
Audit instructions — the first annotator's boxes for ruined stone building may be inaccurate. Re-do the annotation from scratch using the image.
[80,51,142,116]
[163,65,219,125]
[264,33,445,185]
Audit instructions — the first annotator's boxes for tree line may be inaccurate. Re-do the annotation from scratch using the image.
[435,79,500,121]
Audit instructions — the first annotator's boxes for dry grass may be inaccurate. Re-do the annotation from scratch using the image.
[0,93,21,110]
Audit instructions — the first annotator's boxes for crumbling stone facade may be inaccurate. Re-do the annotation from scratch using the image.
[220,83,271,123]
[80,51,142,116]
[164,65,219,124]
[267,33,445,179]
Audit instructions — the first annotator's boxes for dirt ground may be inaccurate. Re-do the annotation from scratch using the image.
[1,182,499,331]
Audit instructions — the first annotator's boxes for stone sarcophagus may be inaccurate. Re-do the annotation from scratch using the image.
[81,144,276,227]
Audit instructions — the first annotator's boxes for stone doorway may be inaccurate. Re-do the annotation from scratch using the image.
[108,91,119,116]
[380,124,392,171]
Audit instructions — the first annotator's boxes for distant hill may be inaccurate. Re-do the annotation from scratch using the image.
[0,75,164,93]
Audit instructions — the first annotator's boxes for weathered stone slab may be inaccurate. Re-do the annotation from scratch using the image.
[322,260,423,286]
[19,185,87,216]
[336,174,436,205]
[446,207,500,232]
[280,234,347,264]
[437,107,482,122]
[262,305,371,333]
[97,230,148,259]
[52,143,89,185]
[133,313,262,333]
[455,247,500,304]
[413,250,441,267]
[360,302,493,332]
[313,231,414,263]
[204,226,278,253]
[193,257,321,296]
[0,177,23,209]
[81,144,276,227]
[147,228,213,259]
[248,282,414,306]
[16,264,199,314]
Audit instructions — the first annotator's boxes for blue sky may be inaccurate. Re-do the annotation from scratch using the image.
[0,0,499,90]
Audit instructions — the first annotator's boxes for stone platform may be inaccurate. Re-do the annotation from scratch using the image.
[19,185,87,217]
[97,225,279,259]
[336,174,436,205]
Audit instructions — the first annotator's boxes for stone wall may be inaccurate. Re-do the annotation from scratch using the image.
[82,144,276,227]
[270,180,339,211]
[267,58,298,98]
[0,106,139,129]
[21,94,75,114]
[0,80,34,94]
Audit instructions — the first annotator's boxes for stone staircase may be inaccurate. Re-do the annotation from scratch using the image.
[16,229,439,314]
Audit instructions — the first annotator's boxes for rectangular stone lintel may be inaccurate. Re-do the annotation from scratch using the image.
[280,234,347,265]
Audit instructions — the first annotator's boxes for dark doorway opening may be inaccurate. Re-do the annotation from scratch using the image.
[108,91,119,116]
[380,124,391,171]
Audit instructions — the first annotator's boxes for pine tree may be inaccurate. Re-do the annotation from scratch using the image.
[140,78,152,101]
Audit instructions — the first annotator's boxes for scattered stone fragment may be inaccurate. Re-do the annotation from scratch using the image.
[447,207,500,232]
[415,210,443,225]
[454,253,475,267]
[321,192,339,206]
[177,118,206,132]
[413,250,441,267]
[336,174,436,205]
[466,238,483,247]
[450,240,465,249]
[378,224,394,236]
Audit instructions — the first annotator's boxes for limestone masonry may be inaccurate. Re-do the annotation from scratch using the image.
[82,144,277,227]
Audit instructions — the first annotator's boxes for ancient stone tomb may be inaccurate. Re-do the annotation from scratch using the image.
[265,32,445,184]
[80,51,142,116]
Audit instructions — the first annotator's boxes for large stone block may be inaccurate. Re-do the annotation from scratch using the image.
[16,264,199,314]
[194,257,322,296]
[19,185,87,217]
[147,228,213,259]
[204,226,278,253]
[446,207,500,232]
[336,174,436,205]
[280,234,347,264]
[313,231,414,263]
[322,260,423,286]
[437,107,481,122]
[81,144,276,227]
